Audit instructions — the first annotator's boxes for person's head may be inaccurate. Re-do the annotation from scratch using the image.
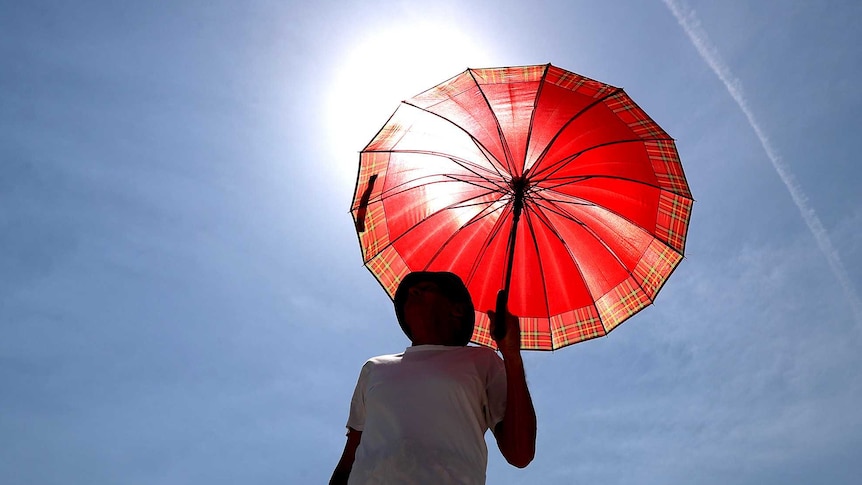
[394,271,475,346]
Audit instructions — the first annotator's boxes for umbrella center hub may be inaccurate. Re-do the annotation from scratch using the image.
[509,176,529,210]
[509,176,528,195]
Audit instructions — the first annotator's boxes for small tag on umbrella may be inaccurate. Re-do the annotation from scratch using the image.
[355,174,378,233]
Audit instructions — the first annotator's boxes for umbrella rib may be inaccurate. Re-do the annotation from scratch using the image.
[521,64,551,172]
[528,196,593,207]
[534,174,677,196]
[373,175,505,209]
[529,183,694,257]
[521,202,554,340]
[534,185,689,258]
[463,199,515,290]
[467,69,516,176]
[363,148,507,191]
[528,87,624,177]
[423,195,510,271]
[361,187,504,264]
[400,101,510,181]
[534,193,685,305]
[526,200,604,334]
[531,190,637,238]
[541,197,656,309]
[530,137,675,183]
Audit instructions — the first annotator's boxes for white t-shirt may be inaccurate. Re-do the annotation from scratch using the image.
[346,345,507,485]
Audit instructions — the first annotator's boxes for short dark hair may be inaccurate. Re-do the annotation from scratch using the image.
[393,271,475,345]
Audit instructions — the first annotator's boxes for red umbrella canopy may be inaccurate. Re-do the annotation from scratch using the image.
[351,64,693,350]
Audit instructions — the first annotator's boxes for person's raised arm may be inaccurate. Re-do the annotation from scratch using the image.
[329,428,362,485]
[489,306,537,468]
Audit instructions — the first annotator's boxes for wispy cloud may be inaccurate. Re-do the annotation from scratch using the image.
[662,0,862,326]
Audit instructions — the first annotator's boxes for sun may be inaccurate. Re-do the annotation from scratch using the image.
[324,21,496,192]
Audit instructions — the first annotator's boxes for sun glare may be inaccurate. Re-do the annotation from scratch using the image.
[325,22,495,193]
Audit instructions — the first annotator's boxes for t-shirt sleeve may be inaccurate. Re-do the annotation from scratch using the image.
[485,351,507,430]
[346,360,372,432]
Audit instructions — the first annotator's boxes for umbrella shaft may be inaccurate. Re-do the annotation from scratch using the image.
[494,177,527,342]
[503,196,523,294]
[503,177,527,294]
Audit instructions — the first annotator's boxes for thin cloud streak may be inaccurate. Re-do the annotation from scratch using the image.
[662,0,862,326]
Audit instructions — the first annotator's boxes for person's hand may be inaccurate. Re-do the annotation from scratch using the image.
[487,304,521,357]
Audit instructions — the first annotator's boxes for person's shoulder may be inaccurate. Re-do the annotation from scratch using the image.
[355,352,405,379]
[461,345,502,361]
[365,352,406,366]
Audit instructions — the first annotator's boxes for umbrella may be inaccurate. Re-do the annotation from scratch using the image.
[351,64,692,350]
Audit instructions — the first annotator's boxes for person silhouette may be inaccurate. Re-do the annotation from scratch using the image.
[330,271,536,484]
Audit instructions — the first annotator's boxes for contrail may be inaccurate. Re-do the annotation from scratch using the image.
[663,0,862,325]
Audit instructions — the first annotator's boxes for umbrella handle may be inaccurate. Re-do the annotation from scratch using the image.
[493,289,508,341]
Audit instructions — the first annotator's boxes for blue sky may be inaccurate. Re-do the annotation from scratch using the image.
[2,1,861,483]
